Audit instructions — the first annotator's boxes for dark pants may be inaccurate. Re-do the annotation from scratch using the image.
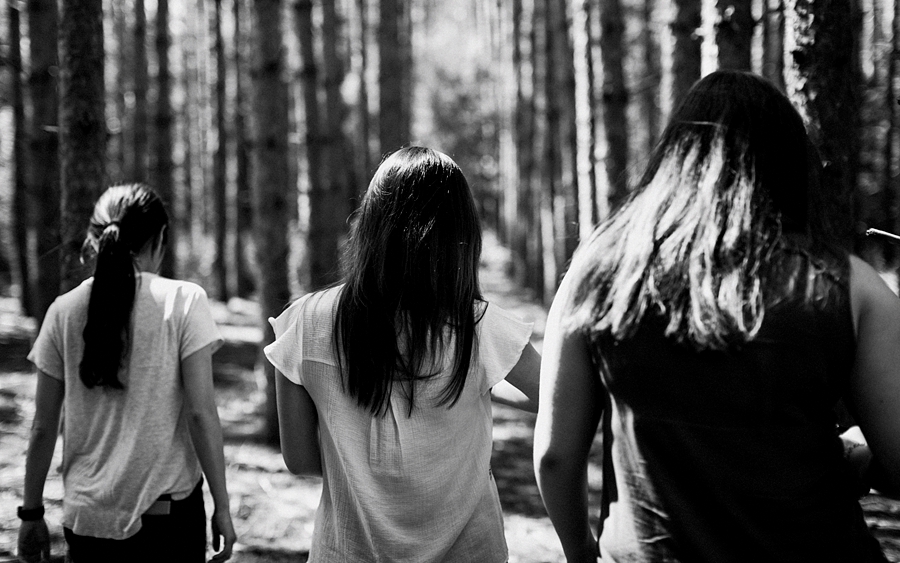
[64,480,206,563]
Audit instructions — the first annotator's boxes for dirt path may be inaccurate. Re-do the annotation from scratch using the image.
[2,233,900,562]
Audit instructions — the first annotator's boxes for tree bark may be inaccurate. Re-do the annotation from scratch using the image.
[251,0,292,445]
[59,0,106,291]
[378,0,407,154]
[234,0,255,298]
[761,0,785,90]
[784,0,860,248]
[598,0,631,211]
[212,0,228,296]
[715,0,753,69]
[133,0,148,181]
[572,0,600,239]
[27,0,61,322]
[7,1,31,316]
[670,0,702,107]
[155,0,175,278]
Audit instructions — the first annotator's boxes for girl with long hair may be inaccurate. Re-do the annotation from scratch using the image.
[265,146,540,562]
[535,70,900,562]
[18,184,235,562]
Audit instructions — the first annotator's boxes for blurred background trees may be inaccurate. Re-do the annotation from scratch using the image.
[0,0,895,439]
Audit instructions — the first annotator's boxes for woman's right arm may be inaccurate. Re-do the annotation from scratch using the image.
[534,276,602,562]
[275,370,322,476]
[182,344,236,563]
[18,371,64,563]
[847,255,900,495]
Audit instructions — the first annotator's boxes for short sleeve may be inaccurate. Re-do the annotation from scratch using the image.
[27,299,64,380]
[264,295,312,386]
[477,303,534,394]
[180,286,224,359]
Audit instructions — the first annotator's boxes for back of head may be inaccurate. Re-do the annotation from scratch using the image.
[80,183,169,389]
[337,146,483,414]
[568,70,820,350]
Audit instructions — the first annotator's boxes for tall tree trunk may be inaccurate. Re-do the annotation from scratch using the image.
[715,0,753,69]
[319,0,351,285]
[535,0,555,303]
[761,0,785,90]
[234,0,255,297]
[887,0,899,265]
[107,0,127,182]
[60,0,106,291]
[526,0,544,295]
[784,0,859,248]
[7,1,31,316]
[572,0,600,239]
[212,0,227,296]
[155,0,175,278]
[133,0,148,181]
[294,0,328,290]
[180,20,196,252]
[598,0,630,210]
[27,0,60,321]
[378,0,407,153]
[670,0,702,107]
[547,0,579,263]
[354,0,372,177]
[641,0,661,153]
[251,0,292,445]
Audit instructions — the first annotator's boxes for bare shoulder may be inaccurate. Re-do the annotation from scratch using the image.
[849,255,900,331]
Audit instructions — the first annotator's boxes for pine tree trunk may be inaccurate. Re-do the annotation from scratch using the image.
[572,0,601,239]
[320,0,351,285]
[598,0,631,210]
[354,0,372,178]
[379,0,407,153]
[784,0,860,248]
[60,0,106,292]
[108,0,127,182]
[234,0,255,298]
[133,0,148,181]
[28,0,61,322]
[670,0,702,107]
[715,0,753,69]
[7,1,32,316]
[251,0,292,445]
[212,0,228,296]
[155,0,176,278]
[761,0,785,90]
[547,0,579,263]
[641,0,661,152]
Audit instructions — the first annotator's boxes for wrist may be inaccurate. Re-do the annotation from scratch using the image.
[17,505,45,521]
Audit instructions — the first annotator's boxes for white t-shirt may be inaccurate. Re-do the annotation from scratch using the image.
[265,285,533,563]
[28,273,223,539]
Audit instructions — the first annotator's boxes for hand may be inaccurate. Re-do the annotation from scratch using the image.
[209,508,236,563]
[17,518,50,563]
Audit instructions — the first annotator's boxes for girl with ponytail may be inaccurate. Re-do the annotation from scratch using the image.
[19,184,236,562]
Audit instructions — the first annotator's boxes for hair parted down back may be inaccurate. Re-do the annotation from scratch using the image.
[566,70,825,351]
[79,183,169,389]
[334,146,484,416]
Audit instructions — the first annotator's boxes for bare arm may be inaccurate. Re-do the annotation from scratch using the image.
[534,277,602,562]
[18,371,64,563]
[491,342,541,413]
[847,255,900,495]
[182,345,235,562]
[275,370,322,476]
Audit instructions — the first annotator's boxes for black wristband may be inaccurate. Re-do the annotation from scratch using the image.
[17,505,45,521]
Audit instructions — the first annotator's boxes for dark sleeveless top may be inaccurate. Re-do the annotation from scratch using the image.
[590,243,887,562]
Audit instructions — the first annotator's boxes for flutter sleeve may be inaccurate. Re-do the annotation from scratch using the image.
[477,302,534,394]
[264,295,312,386]
[27,299,64,380]
[180,285,225,359]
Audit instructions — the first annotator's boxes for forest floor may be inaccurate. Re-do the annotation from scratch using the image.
[1,233,900,562]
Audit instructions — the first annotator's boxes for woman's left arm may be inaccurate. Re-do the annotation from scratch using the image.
[275,371,322,476]
[534,277,603,562]
[19,371,64,563]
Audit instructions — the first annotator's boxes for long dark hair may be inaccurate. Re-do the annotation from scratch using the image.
[335,147,484,415]
[80,184,169,388]
[567,70,821,350]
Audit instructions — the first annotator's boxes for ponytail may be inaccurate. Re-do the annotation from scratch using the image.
[79,184,168,389]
